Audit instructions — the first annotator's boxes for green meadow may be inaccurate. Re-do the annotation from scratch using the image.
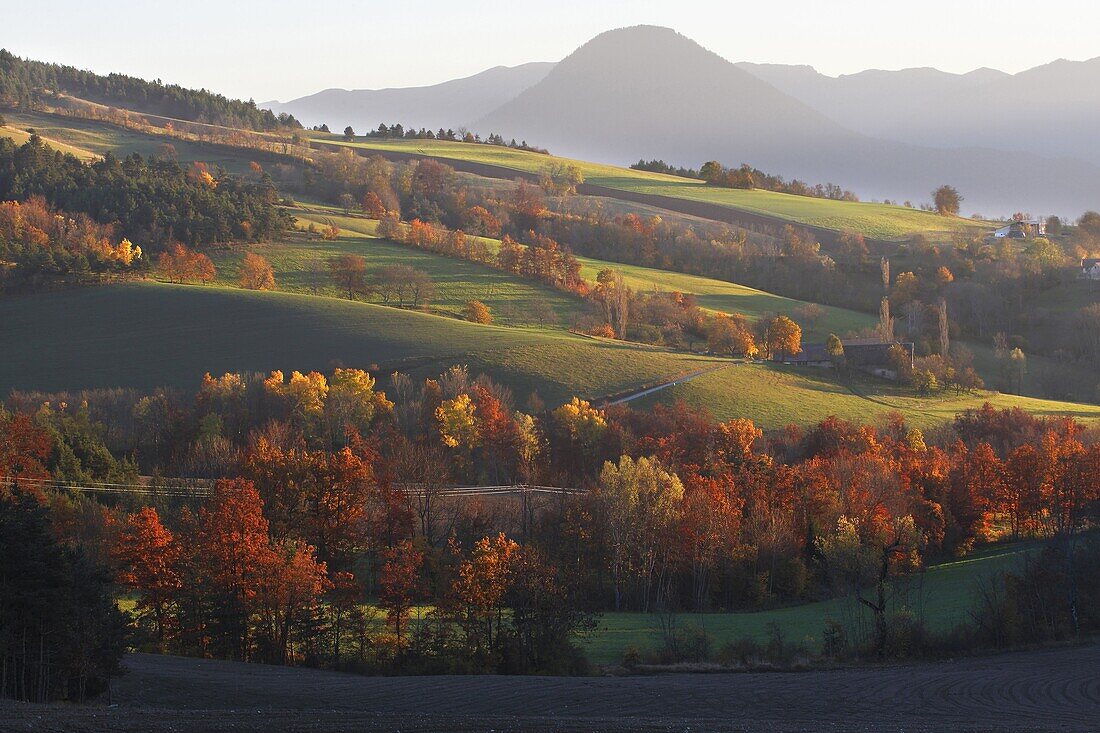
[583,542,1035,664]
[298,210,876,341]
[1,121,100,161]
[208,226,586,329]
[0,110,262,173]
[0,281,722,403]
[314,135,992,241]
[637,361,1100,430]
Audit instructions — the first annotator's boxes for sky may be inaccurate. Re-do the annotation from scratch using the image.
[4,0,1099,102]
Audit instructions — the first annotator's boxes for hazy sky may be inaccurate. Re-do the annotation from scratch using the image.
[5,0,1099,101]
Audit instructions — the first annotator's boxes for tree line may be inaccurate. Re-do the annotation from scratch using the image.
[0,136,290,289]
[350,122,548,154]
[629,158,860,202]
[0,49,301,131]
[3,366,1098,686]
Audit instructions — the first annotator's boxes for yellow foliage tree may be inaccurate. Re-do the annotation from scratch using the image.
[436,394,479,450]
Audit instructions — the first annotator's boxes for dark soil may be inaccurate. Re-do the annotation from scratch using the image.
[3,643,1098,732]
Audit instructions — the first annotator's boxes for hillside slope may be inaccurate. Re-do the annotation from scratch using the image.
[0,282,720,403]
[473,26,1100,214]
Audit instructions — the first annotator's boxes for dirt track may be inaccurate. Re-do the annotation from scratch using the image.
[3,644,1098,732]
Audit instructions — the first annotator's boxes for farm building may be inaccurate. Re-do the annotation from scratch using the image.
[1082,258,1100,281]
[993,220,1046,239]
[778,337,914,380]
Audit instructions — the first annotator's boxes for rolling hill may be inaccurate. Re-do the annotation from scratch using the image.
[290,208,875,340]
[318,135,991,242]
[3,280,1097,430]
[0,281,722,403]
[636,361,1100,431]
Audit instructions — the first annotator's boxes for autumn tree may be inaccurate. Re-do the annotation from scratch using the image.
[180,478,274,660]
[378,539,423,647]
[706,313,758,357]
[323,368,392,444]
[826,333,845,367]
[540,162,584,196]
[436,393,480,473]
[238,251,275,290]
[0,412,53,500]
[464,299,493,324]
[111,507,181,648]
[933,185,962,216]
[446,533,520,660]
[596,268,629,338]
[678,471,744,609]
[594,455,684,611]
[254,539,331,664]
[360,191,386,219]
[158,243,216,284]
[328,254,370,300]
[761,314,802,360]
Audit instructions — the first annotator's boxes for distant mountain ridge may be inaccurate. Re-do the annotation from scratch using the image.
[737,57,1100,166]
[264,62,555,134]
[269,26,1100,215]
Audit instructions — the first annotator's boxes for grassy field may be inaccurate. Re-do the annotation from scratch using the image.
[637,362,1100,430]
[208,225,586,329]
[298,208,875,341]
[572,256,875,342]
[0,110,261,173]
[0,281,722,403]
[0,122,99,160]
[314,135,992,241]
[584,542,1035,664]
[4,280,1097,429]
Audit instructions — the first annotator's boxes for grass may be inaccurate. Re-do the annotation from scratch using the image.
[0,110,261,173]
[313,135,992,241]
[292,208,875,341]
[571,257,875,342]
[4,280,1096,430]
[583,542,1035,664]
[0,281,723,403]
[207,223,586,329]
[0,123,99,161]
[636,362,1100,431]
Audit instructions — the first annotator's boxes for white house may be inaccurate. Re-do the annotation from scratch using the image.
[993,220,1046,239]
[1082,258,1100,281]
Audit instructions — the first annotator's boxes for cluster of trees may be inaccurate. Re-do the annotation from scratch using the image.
[0,136,290,253]
[630,159,700,178]
[0,196,147,289]
[630,159,860,202]
[8,367,1099,625]
[0,49,301,130]
[279,156,823,350]
[360,122,548,153]
[4,370,1099,687]
[326,253,437,308]
[158,243,216,284]
[695,161,860,201]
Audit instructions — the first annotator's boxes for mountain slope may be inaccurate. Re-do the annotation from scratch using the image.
[740,58,1100,166]
[475,26,855,174]
[264,62,554,133]
[473,26,1100,215]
